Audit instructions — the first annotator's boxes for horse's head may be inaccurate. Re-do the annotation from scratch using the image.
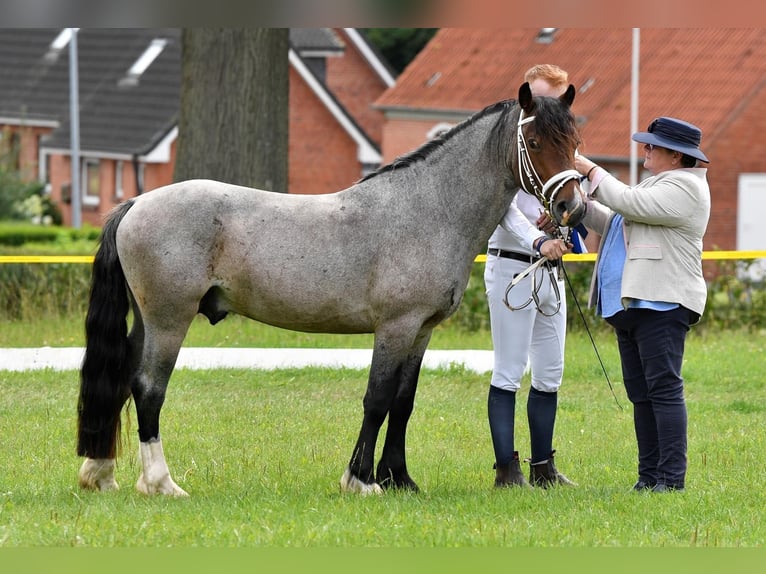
[516,82,585,228]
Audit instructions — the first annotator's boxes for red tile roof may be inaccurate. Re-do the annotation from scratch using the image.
[375,28,766,158]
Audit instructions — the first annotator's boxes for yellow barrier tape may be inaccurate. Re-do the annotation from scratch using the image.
[476,250,766,263]
[1,251,765,265]
[0,255,95,264]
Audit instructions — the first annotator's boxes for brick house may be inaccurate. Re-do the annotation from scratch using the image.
[374,28,766,255]
[0,28,394,227]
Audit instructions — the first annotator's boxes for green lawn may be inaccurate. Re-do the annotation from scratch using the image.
[1,329,764,547]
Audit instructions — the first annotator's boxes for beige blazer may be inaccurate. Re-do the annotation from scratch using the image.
[583,168,711,318]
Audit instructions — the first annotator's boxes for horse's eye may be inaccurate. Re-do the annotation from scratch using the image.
[528,139,541,151]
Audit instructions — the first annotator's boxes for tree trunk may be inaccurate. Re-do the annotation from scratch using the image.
[174,28,289,193]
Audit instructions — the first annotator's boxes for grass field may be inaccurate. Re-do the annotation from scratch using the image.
[1,324,765,547]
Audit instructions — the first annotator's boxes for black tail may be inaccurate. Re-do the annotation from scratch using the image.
[77,200,136,459]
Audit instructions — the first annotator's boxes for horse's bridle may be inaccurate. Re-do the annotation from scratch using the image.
[516,110,581,224]
[502,108,579,317]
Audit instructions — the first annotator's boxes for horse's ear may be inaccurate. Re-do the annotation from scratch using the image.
[519,82,534,113]
[560,84,576,107]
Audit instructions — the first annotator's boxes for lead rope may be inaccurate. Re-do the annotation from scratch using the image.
[502,257,561,317]
[560,261,623,411]
[502,218,569,316]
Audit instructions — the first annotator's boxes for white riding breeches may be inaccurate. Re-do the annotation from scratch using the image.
[484,255,567,393]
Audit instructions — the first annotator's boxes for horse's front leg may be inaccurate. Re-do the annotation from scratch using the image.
[340,346,403,495]
[376,334,430,491]
[340,416,385,495]
[375,374,421,491]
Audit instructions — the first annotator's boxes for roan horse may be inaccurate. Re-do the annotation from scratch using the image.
[76,82,585,496]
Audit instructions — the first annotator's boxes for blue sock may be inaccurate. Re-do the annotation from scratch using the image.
[488,386,516,465]
[528,387,557,463]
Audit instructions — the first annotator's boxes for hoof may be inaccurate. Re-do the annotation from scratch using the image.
[136,439,189,496]
[339,468,383,495]
[78,458,119,491]
[378,474,420,492]
[136,473,189,497]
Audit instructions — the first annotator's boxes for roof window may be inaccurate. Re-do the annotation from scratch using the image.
[44,28,77,63]
[119,38,168,87]
[536,28,558,44]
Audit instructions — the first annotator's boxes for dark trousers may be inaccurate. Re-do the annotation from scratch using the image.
[606,306,691,488]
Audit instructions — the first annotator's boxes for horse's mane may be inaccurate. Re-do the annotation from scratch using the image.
[358,95,579,184]
[358,99,518,184]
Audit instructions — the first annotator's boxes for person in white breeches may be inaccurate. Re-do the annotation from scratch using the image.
[486,191,567,394]
[485,64,579,489]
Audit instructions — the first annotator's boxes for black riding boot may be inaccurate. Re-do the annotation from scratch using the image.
[489,386,529,487]
[494,451,530,488]
[527,386,557,463]
[529,450,577,488]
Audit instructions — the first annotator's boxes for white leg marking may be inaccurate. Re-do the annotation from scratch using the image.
[339,467,384,496]
[135,440,189,497]
[78,458,119,491]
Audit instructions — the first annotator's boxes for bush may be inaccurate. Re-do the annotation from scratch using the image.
[704,259,766,330]
[0,167,46,221]
[0,223,98,321]
[0,222,100,247]
[0,262,92,320]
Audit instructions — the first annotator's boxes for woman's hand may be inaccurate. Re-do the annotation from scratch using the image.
[575,154,597,178]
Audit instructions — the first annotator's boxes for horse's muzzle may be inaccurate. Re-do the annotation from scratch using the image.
[551,186,586,229]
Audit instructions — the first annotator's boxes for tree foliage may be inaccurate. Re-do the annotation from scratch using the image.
[362,28,437,74]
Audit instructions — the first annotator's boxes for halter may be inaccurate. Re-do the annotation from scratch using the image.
[516,110,581,220]
[502,109,580,317]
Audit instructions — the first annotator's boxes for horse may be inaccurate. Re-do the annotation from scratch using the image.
[76,82,585,496]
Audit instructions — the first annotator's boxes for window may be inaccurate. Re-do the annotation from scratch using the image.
[536,28,558,44]
[82,158,100,206]
[119,38,168,87]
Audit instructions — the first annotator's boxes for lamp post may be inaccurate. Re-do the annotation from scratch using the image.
[69,27,81,229]
[630,28,640,186]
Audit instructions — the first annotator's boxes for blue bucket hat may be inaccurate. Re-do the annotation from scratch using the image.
[632,117,709,163]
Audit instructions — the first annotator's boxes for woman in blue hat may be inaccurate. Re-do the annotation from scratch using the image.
[574,117,711,492]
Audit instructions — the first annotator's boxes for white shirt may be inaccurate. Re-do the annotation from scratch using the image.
[487,192,545,255]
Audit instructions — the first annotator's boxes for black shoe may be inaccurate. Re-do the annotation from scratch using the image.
[632,480,655,491]
[652,483,685,493]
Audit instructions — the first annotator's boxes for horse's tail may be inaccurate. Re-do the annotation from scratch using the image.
[77,199,136,459]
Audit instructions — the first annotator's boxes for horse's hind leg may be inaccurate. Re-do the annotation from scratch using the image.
[131,320,192,496]
[376,329,432,491]
[79,459,119,491]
